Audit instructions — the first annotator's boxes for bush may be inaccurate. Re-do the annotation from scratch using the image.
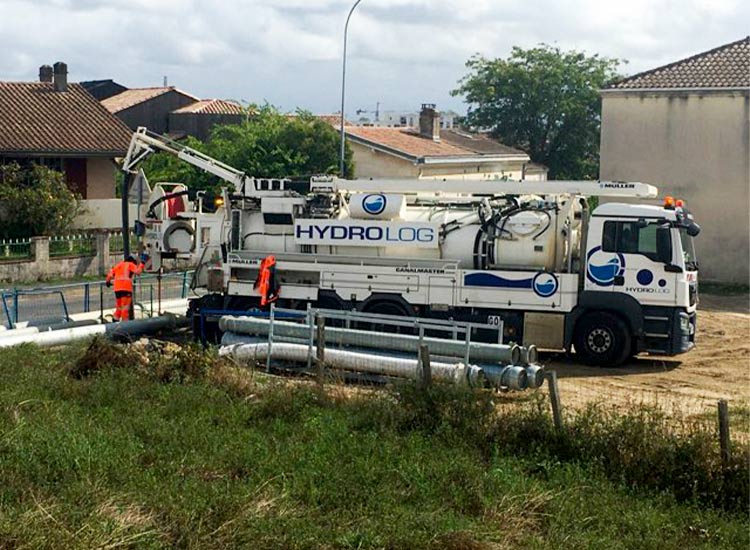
[70,338,224,384]
[0,163,81,238]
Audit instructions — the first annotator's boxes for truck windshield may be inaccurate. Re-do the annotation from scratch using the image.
[679,228,698,271]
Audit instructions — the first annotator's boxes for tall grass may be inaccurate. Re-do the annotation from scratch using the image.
[0,341,747,549]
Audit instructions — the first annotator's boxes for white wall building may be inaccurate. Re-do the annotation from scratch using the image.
[358,104,459,129]
[599,36,750,284]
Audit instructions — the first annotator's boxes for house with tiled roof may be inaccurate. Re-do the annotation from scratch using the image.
[345,104,546,180]
[102,86,198,134]
[0,62,131,199]
[169,99,245,140]
[80,79,127,101]
[599,36,750,283]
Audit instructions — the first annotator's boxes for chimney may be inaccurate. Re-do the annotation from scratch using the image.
[39,65,53,83]
[52,61,68,92]
[419,103,440,142]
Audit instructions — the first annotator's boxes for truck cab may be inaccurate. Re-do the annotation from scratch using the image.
[573,198,699,364]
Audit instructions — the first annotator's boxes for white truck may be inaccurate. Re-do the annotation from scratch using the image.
[123,128,700,365]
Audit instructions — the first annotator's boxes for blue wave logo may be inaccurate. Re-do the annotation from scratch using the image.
[532,272,558,297]
[362,194,386,215]
[586,246,625,286]
[464,273,532,289]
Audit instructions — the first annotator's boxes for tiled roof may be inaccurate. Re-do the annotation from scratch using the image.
[345,126,527,160]
[101,87,198,113]
[172,99,244,115]
[79,79,127,100]
[0,82,132,155]
[608,36,750,90]
[440,129,526,156]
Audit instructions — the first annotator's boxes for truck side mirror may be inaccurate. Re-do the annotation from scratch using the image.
[656,227,672,264]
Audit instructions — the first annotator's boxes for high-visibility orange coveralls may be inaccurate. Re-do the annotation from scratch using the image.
[254,255,280,307]
[106,258,143,321]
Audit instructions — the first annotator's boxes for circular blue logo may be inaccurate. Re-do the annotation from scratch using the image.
[362,194,386,215]
[636,269,653,286]
[532,272,559,297]
[586,246,625,286]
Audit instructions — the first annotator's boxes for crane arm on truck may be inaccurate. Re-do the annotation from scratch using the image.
[122,127,295,198]
[312,176,659,199]
[122,127,250,193]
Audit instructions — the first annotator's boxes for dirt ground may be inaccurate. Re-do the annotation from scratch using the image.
[543,292,750,422]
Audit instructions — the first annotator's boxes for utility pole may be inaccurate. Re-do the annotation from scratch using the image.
[339,0,363,178]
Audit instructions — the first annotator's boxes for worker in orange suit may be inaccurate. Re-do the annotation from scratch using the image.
[254,255,280,307]
[105,255,144,321]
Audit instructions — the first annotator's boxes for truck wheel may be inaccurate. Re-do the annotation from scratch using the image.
[574,312,631,367]
[360,300,413,334]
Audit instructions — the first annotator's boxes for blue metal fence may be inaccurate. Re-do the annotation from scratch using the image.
[0,270,194,329]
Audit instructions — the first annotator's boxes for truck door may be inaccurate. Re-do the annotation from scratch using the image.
[600,219,678,307]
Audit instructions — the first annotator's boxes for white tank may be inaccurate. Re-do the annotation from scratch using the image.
[238,193,582,272]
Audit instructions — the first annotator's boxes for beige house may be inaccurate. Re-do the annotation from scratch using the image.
[0,62,131,200]
[599,37,750,283]
[345,105,547,181]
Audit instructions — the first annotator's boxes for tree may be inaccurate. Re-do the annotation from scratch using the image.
[141,105,353,194]
[452,45,622,179]
[0,163,80,238]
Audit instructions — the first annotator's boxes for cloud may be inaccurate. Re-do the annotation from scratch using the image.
[0,0,747,114]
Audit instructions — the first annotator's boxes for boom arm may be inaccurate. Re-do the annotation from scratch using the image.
[122,127,250,193]
[317,177,659,199]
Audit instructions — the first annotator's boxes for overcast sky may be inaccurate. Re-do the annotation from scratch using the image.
[1,0,747,116]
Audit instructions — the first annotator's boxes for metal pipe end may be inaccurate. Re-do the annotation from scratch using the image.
[525,364,545,389]
[466,365,485,388]
[501,365,528,391]
[526,345,539,365]
[510,344,522,365]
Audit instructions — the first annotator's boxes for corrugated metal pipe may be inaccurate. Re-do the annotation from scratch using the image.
[220,339,486,386]
[0,315,187,348]
[220,338,540,391]
[219,316,524,365]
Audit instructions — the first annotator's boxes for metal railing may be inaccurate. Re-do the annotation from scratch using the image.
[0,238,33,262]
[49,233,97,257]
[207,304,504,373]
[0,270,194,329]
[109,232,139,256]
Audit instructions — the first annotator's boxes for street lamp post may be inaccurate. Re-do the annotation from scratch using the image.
[339,0,363,179]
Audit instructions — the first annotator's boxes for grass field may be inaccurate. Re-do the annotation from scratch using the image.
[0,341,747,549]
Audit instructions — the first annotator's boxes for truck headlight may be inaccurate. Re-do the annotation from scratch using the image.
[680,314,690,333]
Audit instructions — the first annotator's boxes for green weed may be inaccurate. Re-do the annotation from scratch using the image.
[0,344,747,549]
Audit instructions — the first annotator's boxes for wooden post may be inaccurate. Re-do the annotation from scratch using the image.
[316,316,325,384]
[418,344,432,390]
[547,370,563,431]
[718,399,730,469]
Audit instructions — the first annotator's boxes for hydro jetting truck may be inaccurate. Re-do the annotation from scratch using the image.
[122,128,700,366]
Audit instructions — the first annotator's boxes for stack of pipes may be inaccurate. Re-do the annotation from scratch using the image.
[219,316,545,391]
[0,315,189,348]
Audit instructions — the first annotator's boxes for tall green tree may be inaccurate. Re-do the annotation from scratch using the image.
[452,45,622,179]
[142,105,353,194]
[0,163,80,238]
